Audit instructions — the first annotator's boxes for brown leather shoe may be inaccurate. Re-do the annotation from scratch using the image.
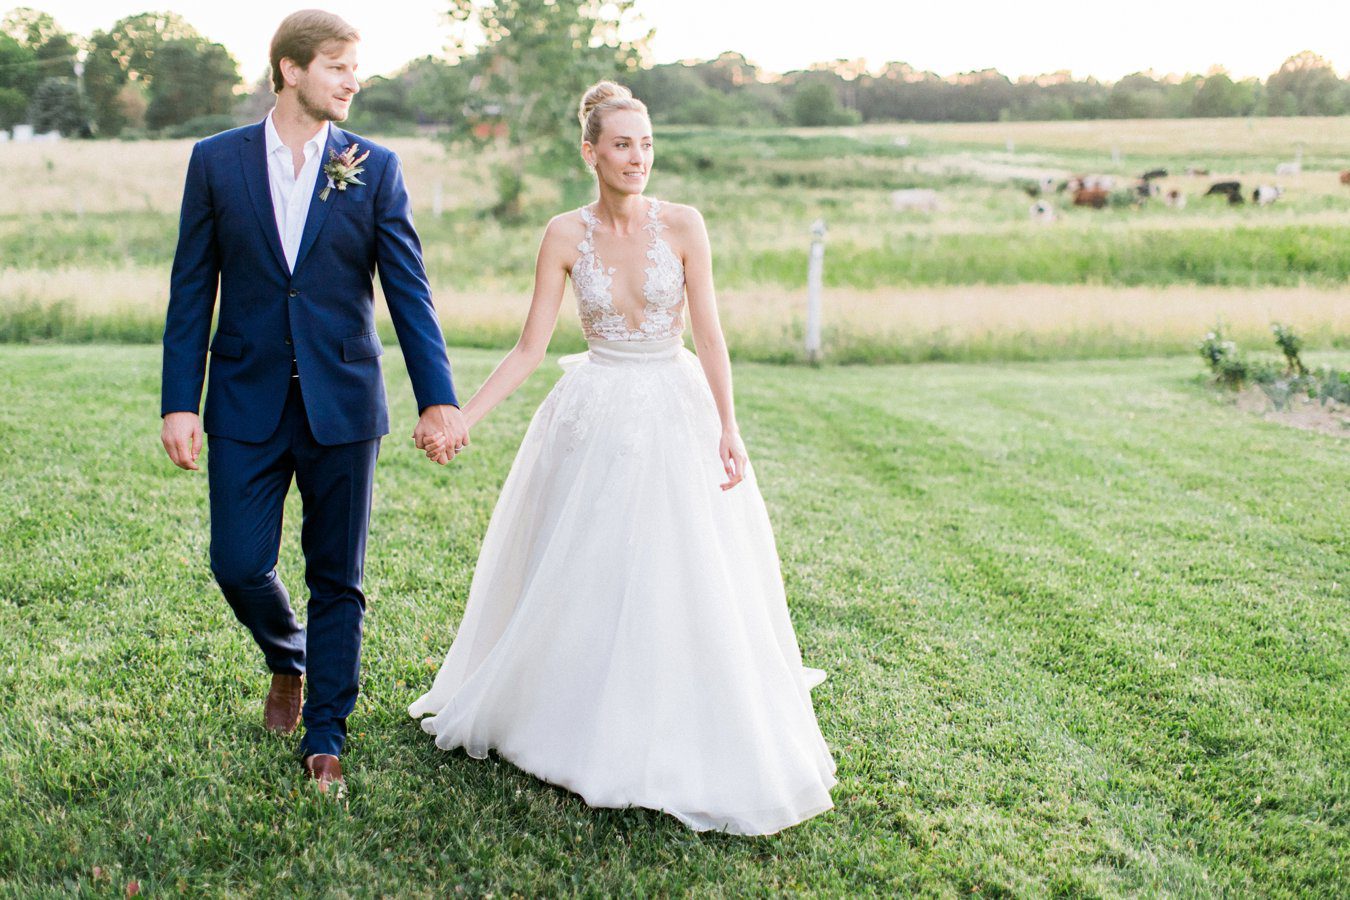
[303,753,345,796]
[263,673,303,734]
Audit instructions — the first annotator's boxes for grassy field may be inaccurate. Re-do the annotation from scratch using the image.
[1,117,1347,362]
[1,345,1346,896]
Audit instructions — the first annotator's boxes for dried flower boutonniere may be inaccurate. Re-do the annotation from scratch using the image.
[320,143,370,201]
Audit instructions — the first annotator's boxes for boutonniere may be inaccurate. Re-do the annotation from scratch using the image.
[320,143,370,201]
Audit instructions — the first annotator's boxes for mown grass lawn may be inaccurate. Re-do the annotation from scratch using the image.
[0,346,1345,897]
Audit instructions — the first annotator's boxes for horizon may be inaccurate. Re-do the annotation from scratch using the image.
[13,1,1350,87]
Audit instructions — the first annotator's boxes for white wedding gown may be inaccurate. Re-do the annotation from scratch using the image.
[409,198,837,835]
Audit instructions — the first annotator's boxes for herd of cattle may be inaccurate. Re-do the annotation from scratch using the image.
[891,166,1350,221]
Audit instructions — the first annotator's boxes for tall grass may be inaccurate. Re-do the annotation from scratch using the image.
[2,122,1347,361]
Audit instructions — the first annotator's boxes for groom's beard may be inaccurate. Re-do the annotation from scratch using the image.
[298,87,349,123]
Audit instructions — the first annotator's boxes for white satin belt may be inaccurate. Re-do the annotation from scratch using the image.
[561,336,687,368]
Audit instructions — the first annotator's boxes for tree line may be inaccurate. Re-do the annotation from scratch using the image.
[2,3,1348,141]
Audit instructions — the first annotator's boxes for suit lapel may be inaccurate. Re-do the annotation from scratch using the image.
[239,121,289,275]
[291,126,347,276]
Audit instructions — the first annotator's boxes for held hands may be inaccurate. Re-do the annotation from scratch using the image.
[719,428,748,491]
[161,412,203,471]
[414,404,469,465]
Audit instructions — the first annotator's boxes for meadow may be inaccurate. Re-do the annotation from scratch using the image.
[1,116,1348,362]
[1,117,1347,895]
[1,345,1346,896]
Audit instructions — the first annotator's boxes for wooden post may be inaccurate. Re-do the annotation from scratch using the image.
[806,218,826,364]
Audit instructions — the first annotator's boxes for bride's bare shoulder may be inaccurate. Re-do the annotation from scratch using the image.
[540,209,589,259]
[656,200,705,229]
[655,201,709,254]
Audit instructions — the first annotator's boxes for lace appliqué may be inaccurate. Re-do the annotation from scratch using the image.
[573,199,686,342]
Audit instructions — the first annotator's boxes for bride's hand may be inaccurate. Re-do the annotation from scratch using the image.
[719,429,748,491]
[424,432,449,462]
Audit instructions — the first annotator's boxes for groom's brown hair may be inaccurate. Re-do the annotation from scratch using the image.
[269,10,360,93]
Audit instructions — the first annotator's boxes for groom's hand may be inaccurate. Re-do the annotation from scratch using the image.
[161,412,203,471]
[413,404,469,465]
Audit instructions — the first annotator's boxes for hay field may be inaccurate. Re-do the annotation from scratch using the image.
[2,119,1347,361]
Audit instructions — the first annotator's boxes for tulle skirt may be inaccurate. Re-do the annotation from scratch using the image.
[409,337,836,835]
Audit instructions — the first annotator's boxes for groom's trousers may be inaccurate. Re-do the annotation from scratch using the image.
[207,376,380,759]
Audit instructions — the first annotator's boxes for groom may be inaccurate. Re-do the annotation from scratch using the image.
[160,10,466,792]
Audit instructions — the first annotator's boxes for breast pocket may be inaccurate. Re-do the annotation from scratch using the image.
[342,331,383,361]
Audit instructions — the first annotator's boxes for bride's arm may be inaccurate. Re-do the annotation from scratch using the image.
[456,217,572,432]
[681,206,748,491]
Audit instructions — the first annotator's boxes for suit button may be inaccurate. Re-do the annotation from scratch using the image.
[288,289,299,297]
[284,337,292,345]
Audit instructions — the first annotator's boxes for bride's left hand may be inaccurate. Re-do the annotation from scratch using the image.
[719,429,748,491]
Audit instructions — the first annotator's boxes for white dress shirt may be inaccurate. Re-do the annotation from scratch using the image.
[264,111,330,273]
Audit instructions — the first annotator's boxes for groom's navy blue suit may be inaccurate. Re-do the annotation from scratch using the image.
[162,120,457,759]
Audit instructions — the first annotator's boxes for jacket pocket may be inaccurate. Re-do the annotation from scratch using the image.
[342,331,383,361]
[209,332,244,358]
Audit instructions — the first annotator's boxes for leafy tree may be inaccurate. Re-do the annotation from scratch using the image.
[0,31,41,102]
[0,86,26,130]
[101,11,202,82]
[1191,72,1257,117]
[27,76,88,135]
[446,0,651,218]
[402,56,471,126]
[3,8,77,79]
[2,7,62,45]
[791,79,858,127]
[145,39,239,130]
[83,30,127,134]
[1266,51,1344,116]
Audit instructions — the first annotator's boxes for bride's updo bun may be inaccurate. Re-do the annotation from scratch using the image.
[579,81,648,146]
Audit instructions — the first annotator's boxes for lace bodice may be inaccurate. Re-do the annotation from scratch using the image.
[571,198,686,342]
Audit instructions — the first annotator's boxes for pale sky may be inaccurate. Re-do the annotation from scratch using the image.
[18,0,1350,84]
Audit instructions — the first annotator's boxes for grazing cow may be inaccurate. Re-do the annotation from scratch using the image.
[1134,179,1161,200]
[1141,168,1168,181]
[1252,185,1282,205]
[1029,200,1056,223]
[1204,181,1244,205]
[1185,165,1210,176]
[1340,170,1350,185]
[1164,189,1187,209]
[890,188,940,213]
[1065,174,1115,194]
[1073,187,1110,209]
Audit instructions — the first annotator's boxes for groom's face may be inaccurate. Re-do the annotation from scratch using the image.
[291,40,361,123]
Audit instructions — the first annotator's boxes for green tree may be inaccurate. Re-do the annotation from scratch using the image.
[82,30,127,134]
[403,56,471,127]
[27,76,88,135]
[1191,72,1256,117]
[144,39,239,130]
[82,13,234,136]
[790,79,858,127]
[447,0,651,219]
[1266,51,1344,116]
[0,31,41,105]
[101,11,201,81]
[3,8,78,79]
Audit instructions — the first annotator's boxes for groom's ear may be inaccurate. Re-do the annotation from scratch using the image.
[278,57,304,90]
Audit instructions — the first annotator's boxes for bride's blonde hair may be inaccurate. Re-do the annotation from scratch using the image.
[578,81,648,146]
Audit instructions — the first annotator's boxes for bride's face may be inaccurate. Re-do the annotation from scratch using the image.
[585,110,653,195]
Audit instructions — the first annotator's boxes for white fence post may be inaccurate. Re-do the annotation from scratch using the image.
[806,218,826,364]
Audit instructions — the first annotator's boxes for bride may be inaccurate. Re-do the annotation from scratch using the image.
[409,81,836,835]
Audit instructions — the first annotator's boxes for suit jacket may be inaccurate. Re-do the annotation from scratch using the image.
[161,120,457,445]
